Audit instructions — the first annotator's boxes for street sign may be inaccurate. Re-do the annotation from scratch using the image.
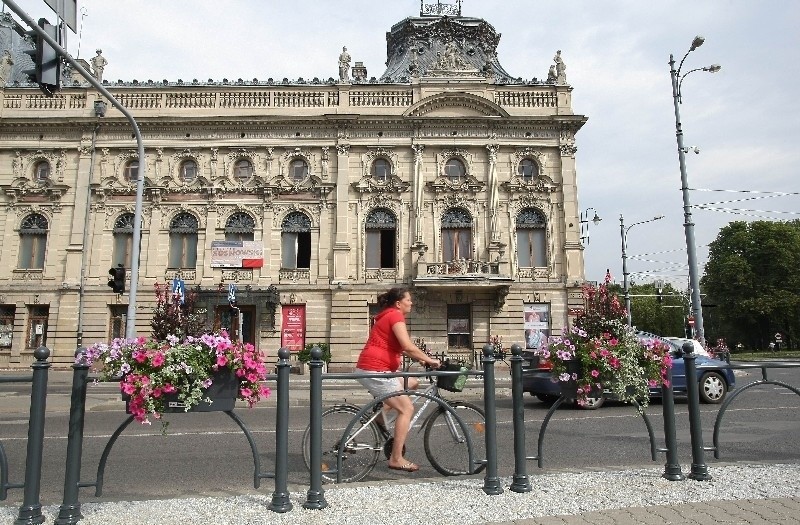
[171,277,185,305]
[688,316,695,326]
[44,0,77,33]
[775,333,783,342]
[228,283,237,305]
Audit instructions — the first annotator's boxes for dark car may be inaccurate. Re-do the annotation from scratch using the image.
[522,331,735,409]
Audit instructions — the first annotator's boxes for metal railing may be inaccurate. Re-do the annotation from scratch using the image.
[0,346,50,525]
[2,342,798,521]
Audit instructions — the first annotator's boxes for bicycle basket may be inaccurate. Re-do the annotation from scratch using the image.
[436,361,469,392]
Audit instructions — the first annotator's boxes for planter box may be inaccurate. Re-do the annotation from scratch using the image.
[124,368,239,413]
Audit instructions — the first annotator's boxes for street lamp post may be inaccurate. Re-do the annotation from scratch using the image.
[670,35,721,345]
[579,208,602,245]
[620,214,664,327]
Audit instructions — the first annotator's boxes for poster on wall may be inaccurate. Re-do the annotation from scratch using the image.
[523,303,550,351]
[281,305,306,352]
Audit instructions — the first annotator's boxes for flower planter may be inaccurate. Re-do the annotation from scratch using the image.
[124,368,239,414]
[559,360,603,399]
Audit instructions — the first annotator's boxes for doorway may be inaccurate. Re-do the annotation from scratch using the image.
[215,304,256,346]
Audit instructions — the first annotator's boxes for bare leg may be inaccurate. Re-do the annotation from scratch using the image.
[383,377,419,469]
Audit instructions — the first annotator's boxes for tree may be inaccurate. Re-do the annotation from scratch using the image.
[628,282,686,337]
[701,220,800,349]
[150,282,208,341]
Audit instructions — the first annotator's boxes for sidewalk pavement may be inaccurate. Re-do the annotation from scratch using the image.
[2,371,799,524]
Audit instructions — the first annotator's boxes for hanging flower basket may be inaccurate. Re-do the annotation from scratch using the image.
[83,330,270,430]
[123,367,239,413]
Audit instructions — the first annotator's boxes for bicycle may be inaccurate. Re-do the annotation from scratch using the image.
[301,362,487,483]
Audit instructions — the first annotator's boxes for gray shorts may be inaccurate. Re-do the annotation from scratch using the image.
[355,368,404,399]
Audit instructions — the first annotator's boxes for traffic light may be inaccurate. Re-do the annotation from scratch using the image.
[22,18,61,97]
[656,287,663,304]
[107,265,126,294]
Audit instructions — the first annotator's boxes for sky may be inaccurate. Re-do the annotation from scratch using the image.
[6,0,800,289]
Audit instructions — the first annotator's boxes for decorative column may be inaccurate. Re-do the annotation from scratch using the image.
[332,143,351,281]
[486,144,499,242]
[486,144,506,271]
[411,143,426,247]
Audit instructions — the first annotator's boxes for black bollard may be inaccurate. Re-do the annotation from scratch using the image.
[682,341,712,481]
[481,344,503,495]
[303,346,327,509]
[660,354,684,481]
[14,346,50,525]
[268,348,293,513]
[55,349,90,525]
[509,344,532,493]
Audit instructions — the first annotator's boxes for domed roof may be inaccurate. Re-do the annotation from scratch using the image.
[380,15,516,83]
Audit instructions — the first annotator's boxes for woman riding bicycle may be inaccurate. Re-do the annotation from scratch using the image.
[355,287,440,473]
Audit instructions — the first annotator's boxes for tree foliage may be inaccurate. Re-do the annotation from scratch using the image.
[701,220,800,349]
[150,282,209,341]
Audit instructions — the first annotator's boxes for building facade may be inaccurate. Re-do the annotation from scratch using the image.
[0,7,588,368]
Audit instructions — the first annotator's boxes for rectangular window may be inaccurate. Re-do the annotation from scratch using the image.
[113,233,133,268]
[517,229,546,267]
[19,235,46,269]
[281,232,310,269]
[368,303,381,328]
[442,229,471,262]
[447,303,471,350]
[0,306,15,348]
[109,305,127,340]
[225,231,255,242]
[366,230,396,269]
[169,232,198,269]
[26,305,49,349]
[523,303,550,351]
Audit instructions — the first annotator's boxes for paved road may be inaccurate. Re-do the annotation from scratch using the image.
[1,366,799,524]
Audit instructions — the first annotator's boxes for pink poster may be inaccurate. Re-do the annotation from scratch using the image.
[281,305,306,352]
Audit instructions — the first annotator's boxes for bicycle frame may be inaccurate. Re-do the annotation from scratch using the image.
[344,379,441,446]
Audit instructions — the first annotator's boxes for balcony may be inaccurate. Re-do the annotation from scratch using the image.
[412,257,512,290]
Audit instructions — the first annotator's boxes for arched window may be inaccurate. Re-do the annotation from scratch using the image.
[168,212,198,269]
[365,208,397,269]
[516,208,547,268]
[225,212,255,242]
[34,161,50,182]
[179,159,197,182]
[234,159,253,181]
[289,159,309,182]
[18,213,48,269]
[371,158,391,181]
[112,213,135,268]
[518,158,538,182]
[124,159,139,182]
[444,158,466,183]
[441,208,472,262]
[281,212,311,269]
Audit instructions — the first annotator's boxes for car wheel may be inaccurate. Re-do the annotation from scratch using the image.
[576,396,604,410]
[699,372,727,404]
[535,394,559,405]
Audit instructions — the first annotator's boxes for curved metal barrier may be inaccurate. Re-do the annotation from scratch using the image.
[712,361,800,459]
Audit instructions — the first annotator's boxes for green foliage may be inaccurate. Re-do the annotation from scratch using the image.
[298,342,331,363]
[628,282,686,337]
[150,283,208,342]
[701,220,800,349]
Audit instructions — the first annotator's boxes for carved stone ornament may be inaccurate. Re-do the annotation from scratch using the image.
[352,148,409,195]
[2,150,70,209]
[501,174,559,195]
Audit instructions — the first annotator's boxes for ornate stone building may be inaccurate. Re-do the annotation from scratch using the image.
[0,6,587,368]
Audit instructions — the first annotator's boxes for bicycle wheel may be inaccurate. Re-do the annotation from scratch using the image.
[302,405,382,483]
[423,400,487,476]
